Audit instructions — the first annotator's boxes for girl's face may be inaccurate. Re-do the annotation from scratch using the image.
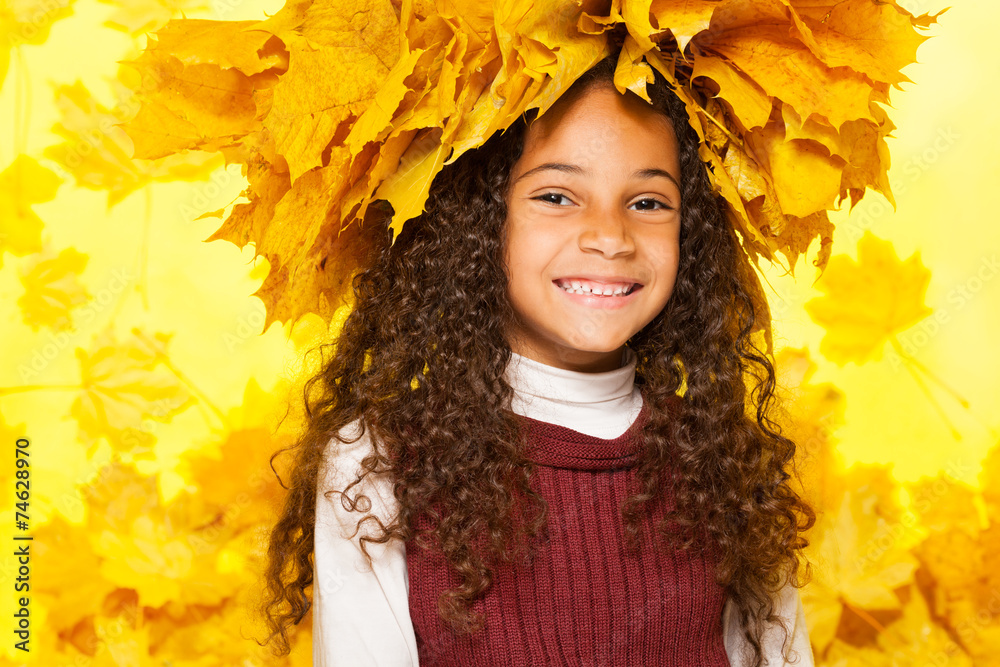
[504,83,682,373]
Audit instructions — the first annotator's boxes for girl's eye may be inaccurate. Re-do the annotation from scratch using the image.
[532,193,673,211]
[534,192,572,206]
[631,198,671,211]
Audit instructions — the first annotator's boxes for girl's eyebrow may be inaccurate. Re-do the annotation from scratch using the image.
[514,161,679,189]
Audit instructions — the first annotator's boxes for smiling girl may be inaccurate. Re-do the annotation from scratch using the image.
[261,49,816,667]
[504,77,682,374]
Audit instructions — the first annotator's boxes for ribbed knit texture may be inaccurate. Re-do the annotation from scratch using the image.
[406,393,731,666]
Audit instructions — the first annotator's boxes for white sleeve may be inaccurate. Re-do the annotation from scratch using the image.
[722,579,814,667]
[313,419,419,666]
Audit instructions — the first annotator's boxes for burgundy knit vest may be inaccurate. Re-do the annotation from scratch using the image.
[405,394,731,666]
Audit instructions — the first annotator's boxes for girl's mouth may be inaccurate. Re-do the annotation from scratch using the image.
[552,279,644,308]
[553,279,641,296]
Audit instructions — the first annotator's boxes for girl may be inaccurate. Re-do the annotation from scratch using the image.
[261,49,816,667]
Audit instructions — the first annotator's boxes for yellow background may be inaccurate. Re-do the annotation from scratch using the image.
[0,0,997,664]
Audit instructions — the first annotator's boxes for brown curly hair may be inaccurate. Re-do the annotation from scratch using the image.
[256,49,816,667]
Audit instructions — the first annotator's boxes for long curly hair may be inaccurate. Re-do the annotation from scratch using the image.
[256,49,816,667]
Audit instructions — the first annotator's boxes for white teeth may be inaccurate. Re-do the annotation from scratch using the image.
[557,281,634,296]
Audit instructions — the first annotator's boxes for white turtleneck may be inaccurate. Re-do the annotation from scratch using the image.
[504,346,644,439]
[312,348,814,667]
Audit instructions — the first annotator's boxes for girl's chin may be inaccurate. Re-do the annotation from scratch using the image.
[542,347,630,372]
[552,337,631,357]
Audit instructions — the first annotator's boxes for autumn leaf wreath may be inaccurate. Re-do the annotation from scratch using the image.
[119,0,941,350]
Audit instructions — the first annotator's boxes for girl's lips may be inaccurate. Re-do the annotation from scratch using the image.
[552,281,644,309]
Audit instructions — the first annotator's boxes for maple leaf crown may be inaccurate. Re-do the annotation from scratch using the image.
[121,0,941,331]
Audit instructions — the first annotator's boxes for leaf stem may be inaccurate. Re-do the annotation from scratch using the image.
[891,339,969,408]
[841,598,887,634]
[14,45,32,157]
[891,339,961,441]
[139,185,152,309]
[0,384,81,397]
[130,330,229,427]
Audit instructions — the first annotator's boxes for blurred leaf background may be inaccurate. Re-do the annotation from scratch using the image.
[0,0,998,665]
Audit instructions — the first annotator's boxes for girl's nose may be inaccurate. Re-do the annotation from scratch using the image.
[578,206,636,259]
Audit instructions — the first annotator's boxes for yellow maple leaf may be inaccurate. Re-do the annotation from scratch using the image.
[772,211,835,274]
[0,405,27,443]
[0,0,76,88]
[692,53,772,132]
[875,585,975,666]
[34,515,115,632]
[0,154,61,267]
[288,306,352,353]
[713,131,772,245]
[95,511,237,608]
[980,439,1000,526]
[70,327,194,451]
[262,0,399,182]
[681,1,933,274]
[55,590,155,666]
[209,166,386,330]
[804,231,933,366]
[650,0,716,53]
[839,104,897,210]
[908,474,982,536]
[781,101,897,211]
[17,246,91,332]
[781,103,846,160]
[752,120,844,219]
[824,638,892,666]
[153,573,298,665]
[793,0,937,88]
[773,346,847,514]
[206,161,289,247]
[180,377,290,532]
[83,462,243,608]
[117,19,286,161]
[81,460,161,533]
[906,470,1000,661]
[696,3,875,129]
[139,14,288,75]
[97,0,210,37]
[373,130,450,242]
[800,465,919,654]
[43,80,222,209]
